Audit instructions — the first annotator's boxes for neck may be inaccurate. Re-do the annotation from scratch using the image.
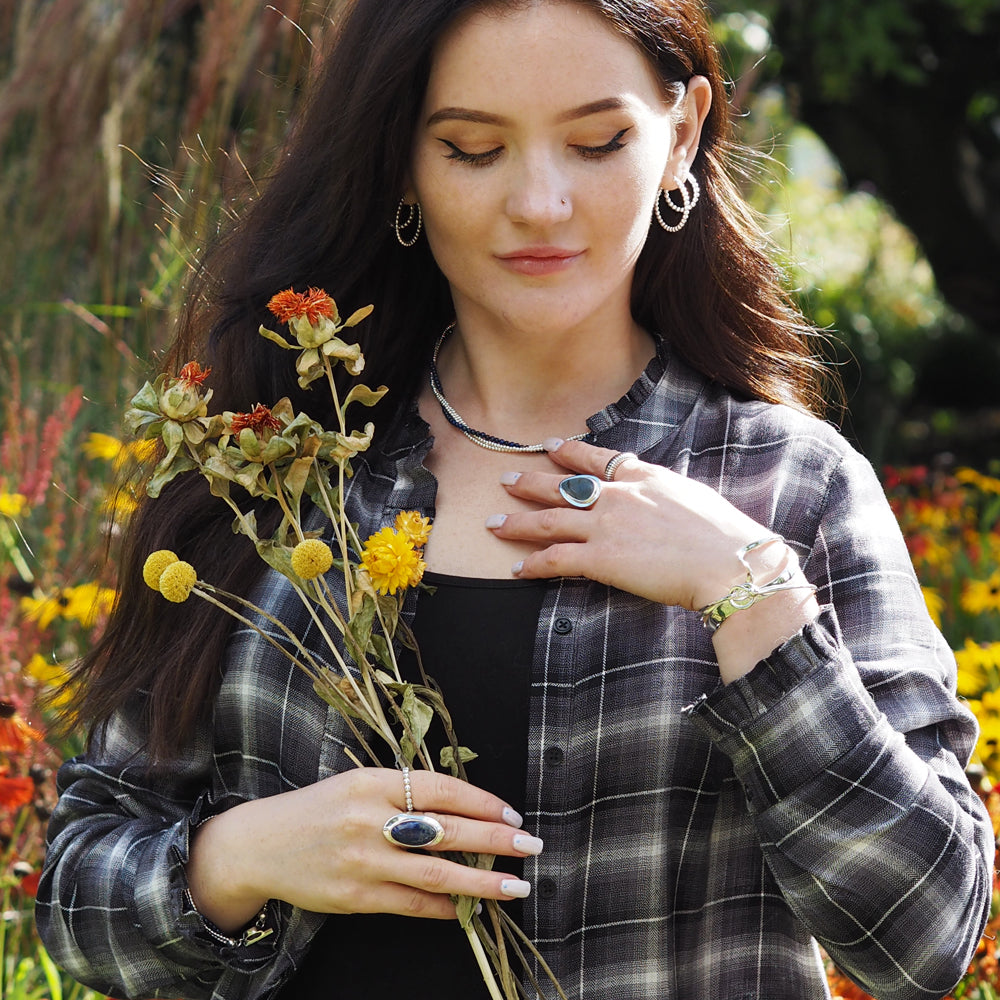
[433,316,655,444]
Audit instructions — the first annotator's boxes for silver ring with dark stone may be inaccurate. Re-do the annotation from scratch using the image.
[383,812,445,849]
[558,474,602,509]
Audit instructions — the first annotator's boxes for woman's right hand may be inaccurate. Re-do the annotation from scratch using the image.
[186,767,541,933]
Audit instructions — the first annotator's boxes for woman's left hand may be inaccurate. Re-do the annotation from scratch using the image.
[487,438,779,613]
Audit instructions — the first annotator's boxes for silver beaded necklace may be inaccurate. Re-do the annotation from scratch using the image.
[428,325,589,454]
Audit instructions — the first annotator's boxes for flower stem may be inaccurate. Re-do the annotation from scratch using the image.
[465,922,507,1000]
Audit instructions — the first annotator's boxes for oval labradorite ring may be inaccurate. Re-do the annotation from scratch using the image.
[383,812,446,849]
[558,473,603,509]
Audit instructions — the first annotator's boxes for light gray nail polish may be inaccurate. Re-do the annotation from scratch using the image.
[485,514,507,529]
[502,806,524,828]
[511,561,524,576]
[513,834,544,855]
[500,879,532,898]
[542,437,565,451]
[499,471,522,486]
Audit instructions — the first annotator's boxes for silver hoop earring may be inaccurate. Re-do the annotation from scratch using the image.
[654,173,700,233]
[395,199,422,247]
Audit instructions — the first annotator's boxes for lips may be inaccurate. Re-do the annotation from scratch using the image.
[496,246,585,276]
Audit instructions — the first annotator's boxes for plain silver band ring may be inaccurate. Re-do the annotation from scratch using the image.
[383,812,445,849]
[603,451,637,482]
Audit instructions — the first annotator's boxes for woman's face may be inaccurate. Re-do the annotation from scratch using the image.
[409,0,709,339]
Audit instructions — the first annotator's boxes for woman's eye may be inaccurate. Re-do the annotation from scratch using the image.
[574,127,632,159]
[439,139,503,167]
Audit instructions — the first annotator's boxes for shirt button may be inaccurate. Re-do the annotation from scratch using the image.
[543,746,564,766]
[538,877,558,899]
[553,617,573,635]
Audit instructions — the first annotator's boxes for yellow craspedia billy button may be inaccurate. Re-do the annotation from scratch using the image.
[157,561,198,603]
[143,549,179,590]
[291,538,334,580]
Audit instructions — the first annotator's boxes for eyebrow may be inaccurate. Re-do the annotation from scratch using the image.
[425,97,628,128]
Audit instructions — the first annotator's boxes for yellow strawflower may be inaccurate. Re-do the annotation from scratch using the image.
[158,561,198,603]
[291,539,333,580]
[361,526,425,595]
[143,550,179,590]
[395,510,432,548]
[0,492,28,518]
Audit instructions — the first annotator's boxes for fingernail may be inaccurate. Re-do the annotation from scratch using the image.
[502,806,523,828]
[500,879,532,899]
[512,834,544,855]
[475,902,483,915]
[485,514,507,529]
[542,437,564,452]
[499,471,521,486]
[511,561,523,577]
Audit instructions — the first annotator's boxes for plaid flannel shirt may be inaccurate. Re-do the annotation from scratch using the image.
[38,344,993,1000]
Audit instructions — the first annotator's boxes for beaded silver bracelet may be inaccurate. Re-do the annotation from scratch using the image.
[698,535,816,634]
[184,888,273,947]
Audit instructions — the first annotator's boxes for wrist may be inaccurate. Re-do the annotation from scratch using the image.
[188,801,271,934]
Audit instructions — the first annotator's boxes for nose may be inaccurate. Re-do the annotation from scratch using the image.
[504,155,572,227]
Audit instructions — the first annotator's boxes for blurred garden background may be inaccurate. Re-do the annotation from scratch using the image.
[1,0,999,997]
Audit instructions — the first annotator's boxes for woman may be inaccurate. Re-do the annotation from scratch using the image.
[38,1,992,998]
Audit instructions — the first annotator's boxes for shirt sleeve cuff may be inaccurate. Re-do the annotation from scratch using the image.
[132,793,284,973]
[683,611,882,809]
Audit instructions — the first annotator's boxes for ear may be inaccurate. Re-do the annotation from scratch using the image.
[661,75,712,191]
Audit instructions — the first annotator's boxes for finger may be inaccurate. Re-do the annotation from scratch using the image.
[416,814,544,860]
[404,769,523,828]
[512,541,594,581]
[389,852,534,905]
[488,504,591,543]
[545,438,642,481]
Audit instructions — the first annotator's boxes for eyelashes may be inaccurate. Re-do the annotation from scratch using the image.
[439,127,632,167]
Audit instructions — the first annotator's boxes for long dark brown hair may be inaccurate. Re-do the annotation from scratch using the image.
[65,0,835,760]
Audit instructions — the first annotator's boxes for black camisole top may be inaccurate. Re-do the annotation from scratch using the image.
[274,572,546,998]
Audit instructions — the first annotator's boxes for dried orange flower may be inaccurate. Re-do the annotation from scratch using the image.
[230,404,283,437]
[158,561,198,603]
[361,526,425,595]
[395,511,432,548]
[177,361,212,387]
[291,539,334,580]
[143,550,179,590]
[267,287,337,325]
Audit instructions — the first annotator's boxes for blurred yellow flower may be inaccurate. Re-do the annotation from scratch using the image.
[61,582,117,627]
[83,432,125,463]
[20,593,62,630]
[102,490,140,518]
[25,654,74,706]
[954,638,999,697]
[957,467,1000,496]
[361,526,425,595]
[85,433,158,469]
[0,492,28,518]
[394,511,432,548]
[921,586,944,627]
[962,571,1000,616]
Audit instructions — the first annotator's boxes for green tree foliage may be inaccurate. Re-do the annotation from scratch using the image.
[712,0,1000,337]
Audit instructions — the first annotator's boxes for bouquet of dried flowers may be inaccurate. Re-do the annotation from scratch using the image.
[124,288,565,1000]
